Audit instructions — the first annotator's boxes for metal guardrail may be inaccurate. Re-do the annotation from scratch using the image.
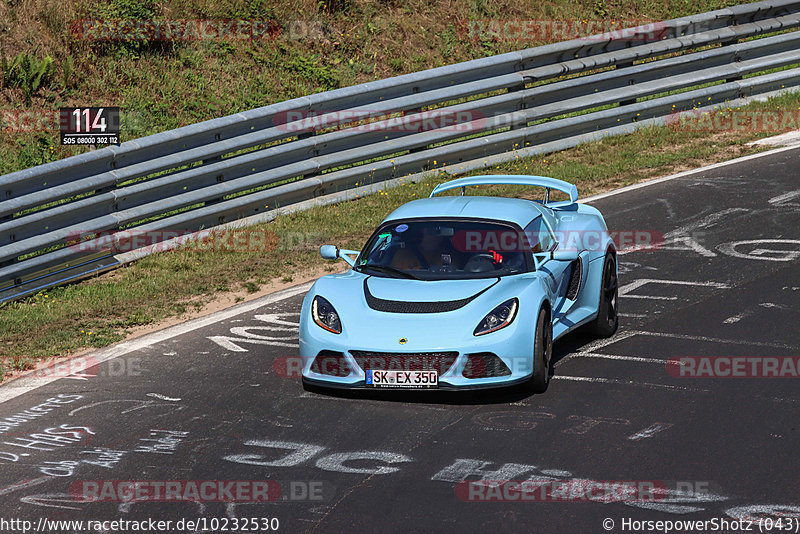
[2,0,800,303]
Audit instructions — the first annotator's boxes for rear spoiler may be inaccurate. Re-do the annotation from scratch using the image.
[429,174,578,207]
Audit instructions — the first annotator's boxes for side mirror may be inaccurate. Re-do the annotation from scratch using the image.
[320,245,359,267]
[550,249,580,261]
[320,245,339,260]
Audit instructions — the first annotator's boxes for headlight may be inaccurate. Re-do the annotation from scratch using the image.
[312,296,342,334]
[474,298,518,336]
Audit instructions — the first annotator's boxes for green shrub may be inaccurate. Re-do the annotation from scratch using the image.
[1,51,55,106]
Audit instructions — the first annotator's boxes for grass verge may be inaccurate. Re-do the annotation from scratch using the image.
[1,0,746,174]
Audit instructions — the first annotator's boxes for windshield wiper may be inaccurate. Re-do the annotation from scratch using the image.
[358,264,423,280]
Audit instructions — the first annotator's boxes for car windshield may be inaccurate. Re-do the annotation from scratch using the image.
[355,219,533,280]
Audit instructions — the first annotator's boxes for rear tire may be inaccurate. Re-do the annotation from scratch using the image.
[587,252,618,338]
[526,307,553,394]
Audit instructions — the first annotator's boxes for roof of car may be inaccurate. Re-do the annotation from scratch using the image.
[383,196,547,228]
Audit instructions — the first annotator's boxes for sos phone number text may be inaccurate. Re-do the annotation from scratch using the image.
[62,135,119,145]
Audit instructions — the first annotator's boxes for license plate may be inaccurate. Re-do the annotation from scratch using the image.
[365,370,438,388]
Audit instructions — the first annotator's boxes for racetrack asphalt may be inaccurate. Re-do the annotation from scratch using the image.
[1,146,798,533]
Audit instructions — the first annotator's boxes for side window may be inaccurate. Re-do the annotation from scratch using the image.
[524,217,555,254]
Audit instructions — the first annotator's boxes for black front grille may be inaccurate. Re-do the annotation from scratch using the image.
[363,279,497,313]
[351,351,459,375]
[462,353,512,378]
[311,351,352,377]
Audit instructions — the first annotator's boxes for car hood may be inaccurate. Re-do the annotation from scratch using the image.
[304,270,547,351]
[365,276,498,302]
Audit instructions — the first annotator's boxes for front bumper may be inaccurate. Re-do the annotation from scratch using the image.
[299,314,536,390]
[302,374,531,391]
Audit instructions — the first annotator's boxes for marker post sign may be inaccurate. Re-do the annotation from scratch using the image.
[60,107,120,145]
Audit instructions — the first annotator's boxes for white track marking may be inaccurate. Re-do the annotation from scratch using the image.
[760,302,788,309]
[577,331,637,353]
[253,314,301,328]
[627,330,800,350]
[717,239,800,262]
[581,144,800,204]
[68,399,185,417]
[727,505,800,521]
[207,336,298,351]
[768,188,800,205]
[657,235,717,257]
[723,310,753,324]
[748,129,800,147]
[0,476,51,496]
[0,283,312,406]
[657,198,676,220]
[554,331,638,367]
[551,375,709,392]
[298,392,449,411]
[622,294,677,300]
[146,393,181,402]
[617,243,664,255]
[619,278,731,300]
[619,279,730,296]
[663,208,749,240]
[576,353,679,365]
[626,502,706,514]
[627,423,673,441]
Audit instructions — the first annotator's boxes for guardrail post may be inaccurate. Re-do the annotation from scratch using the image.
[298,130,320,182]
[204,132,227,214]
[617,62,637,106]
[509,82,527,130]
[726,40,743,83]
[1,193,15,261]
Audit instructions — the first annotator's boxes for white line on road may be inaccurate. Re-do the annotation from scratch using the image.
[723,310,753,324]
[555,331,639,368]
[581,144,800,204]
[627,423,673,441]
[551,375,709,392]
[619,279,731,296]
[627,330,800,350]
[663,208,749,240]
[0,476,52,496]
[768,188,800,205]
[0,283,313,406]
[621,295,677,300]
[576,353,679,365]
[146,393,181,402]
[298,392,449,411]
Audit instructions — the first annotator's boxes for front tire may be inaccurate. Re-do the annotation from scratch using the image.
[587,252,618,338]
[526,307,553,394]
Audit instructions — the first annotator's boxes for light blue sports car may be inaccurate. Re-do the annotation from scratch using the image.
[299,175,618,393]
